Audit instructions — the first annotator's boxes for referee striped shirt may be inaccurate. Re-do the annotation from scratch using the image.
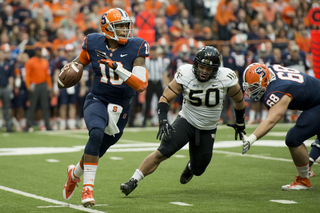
[145,57,167,81]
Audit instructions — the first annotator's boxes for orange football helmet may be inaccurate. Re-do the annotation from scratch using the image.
[243,63,272,101]
[100,8,133,45]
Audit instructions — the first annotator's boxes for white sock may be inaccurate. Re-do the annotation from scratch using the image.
[131,169,144,183]
[73,160,84,180]
[249,110,256,122]
[67,119,76,129]
[261,110,268,121]
[296,163,309,178]
[83,163,98,190]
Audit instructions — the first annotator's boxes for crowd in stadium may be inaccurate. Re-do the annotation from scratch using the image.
[0,0,318,132]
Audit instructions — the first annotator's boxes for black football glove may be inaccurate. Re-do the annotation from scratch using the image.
[156,119,175,140]
[227,123,246,140]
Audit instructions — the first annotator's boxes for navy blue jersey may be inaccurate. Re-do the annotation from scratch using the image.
[82,33,149,106]
[263,64,320,110]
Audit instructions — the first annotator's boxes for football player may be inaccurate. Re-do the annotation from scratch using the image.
[241,63,320,190]
[120,46,246,196]
[61,8,149,207]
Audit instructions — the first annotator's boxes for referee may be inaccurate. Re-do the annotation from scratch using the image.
[143,46,169,127]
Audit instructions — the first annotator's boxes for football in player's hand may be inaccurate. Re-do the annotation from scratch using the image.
[58,62,83,89]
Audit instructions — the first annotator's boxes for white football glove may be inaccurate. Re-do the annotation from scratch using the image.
[241,133,257,155]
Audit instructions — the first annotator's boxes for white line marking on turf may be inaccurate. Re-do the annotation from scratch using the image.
[270,200,297,204]
[46,159,60,163]
[170,202,193,206]
[213,150,292,162]
[0,185,107,213]
[174,155,186,158]
[38,204,108,208]
[109,157,123,160]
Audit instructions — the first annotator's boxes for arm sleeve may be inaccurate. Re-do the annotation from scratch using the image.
[125,66,149,92]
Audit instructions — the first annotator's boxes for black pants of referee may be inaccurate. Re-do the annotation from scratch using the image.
[143,80,163,126]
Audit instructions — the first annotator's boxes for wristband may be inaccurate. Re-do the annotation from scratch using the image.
[235,107,245,124]
[247,134,257,144]
[157,102,169,121]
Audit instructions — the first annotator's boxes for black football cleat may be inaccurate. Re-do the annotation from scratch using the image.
[120,178,138,196]
[180,162,193,184]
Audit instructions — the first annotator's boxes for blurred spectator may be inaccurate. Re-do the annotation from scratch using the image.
[13,0,31,24]
[284,44,309,73]
[52,28,70,54]
[215,0,235,40]
[274,0,289,13]
[263,0,276,24]
[8,24,20,45]
[19,32,35,58]
[245,0,258,24]
[31,0,53,23]
[247,20,259,52]
[252,42,274,65]
[282,0,300,26]
[178,8,194,28]
[255,12,267,27]
[72,29,85,55]
[54,44,78,130]
[230,34,248,90]
[169,17,183,41]
[44,20,56,43]
[295,27,311,53]
[166,0,180,19]
[273,47,284,65]
[145,0,163,17]
[96,0,110,17]
[11,53,29,131]
[61,17,77,40]
[143,45,169,127]
[265,24,276,42]
[34,30,53,54]
[0,47,14,132]
[24,46,52,131]
[202,27,214,41]
[286,17,300,40]
[1,5,16,31]
[230,8,250,36]
[89,3,101,28]
[27,20,40,44]
[252,0,266,13]
[51,0,70,28]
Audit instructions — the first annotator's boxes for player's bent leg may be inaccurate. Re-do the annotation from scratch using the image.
[63,165,81,200]
[120,150,168,196]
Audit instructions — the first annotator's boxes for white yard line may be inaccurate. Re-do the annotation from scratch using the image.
[0,186,107,213]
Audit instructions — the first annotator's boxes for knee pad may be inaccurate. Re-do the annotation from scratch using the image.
[84,128,104,156]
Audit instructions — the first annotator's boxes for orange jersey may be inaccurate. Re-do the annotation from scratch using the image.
[25,56,52,88]
[282,5,295,25]
[145,1,163,16]
[52,38,70,51]
[214,0,235,26]
[51,2,70,27]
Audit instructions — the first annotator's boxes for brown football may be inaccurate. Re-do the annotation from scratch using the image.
[58,62,83,89]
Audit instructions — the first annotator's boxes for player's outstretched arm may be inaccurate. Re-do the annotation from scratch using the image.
[156,79,182,140]
[242,95,291,154]
[226,83,246,140]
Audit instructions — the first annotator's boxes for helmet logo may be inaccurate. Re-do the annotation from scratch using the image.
[101,13,108,26]
[255,67,266,78]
